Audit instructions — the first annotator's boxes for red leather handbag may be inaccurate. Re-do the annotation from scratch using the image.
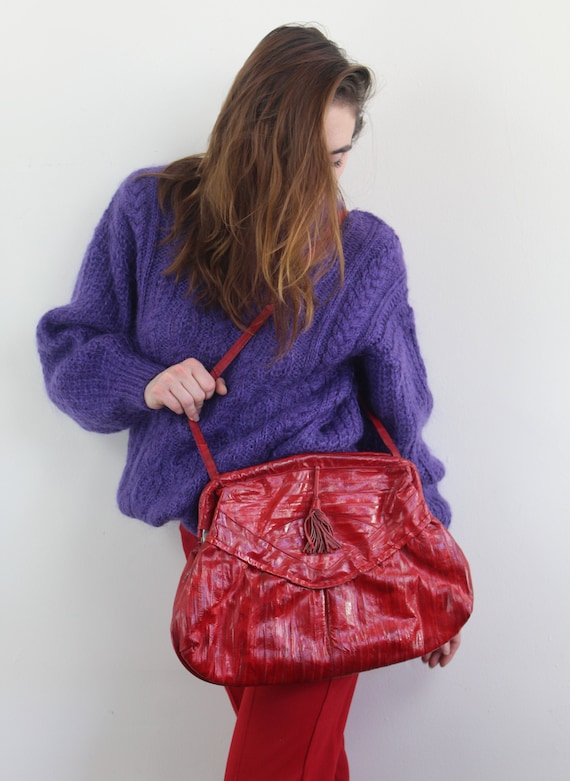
[171,308,473,686]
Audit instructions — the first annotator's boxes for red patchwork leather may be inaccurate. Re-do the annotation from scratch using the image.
[171,449,473,685]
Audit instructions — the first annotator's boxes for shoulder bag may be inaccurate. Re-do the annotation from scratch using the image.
[171,307,473,686]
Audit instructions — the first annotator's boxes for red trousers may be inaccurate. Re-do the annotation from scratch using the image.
[179,526,357,781]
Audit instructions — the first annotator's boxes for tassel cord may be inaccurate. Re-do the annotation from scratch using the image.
[302,467,342,554]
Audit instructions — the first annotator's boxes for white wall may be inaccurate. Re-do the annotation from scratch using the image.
[2,1,569,779]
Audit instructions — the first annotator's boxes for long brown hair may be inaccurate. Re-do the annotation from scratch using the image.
[157,24,373,353]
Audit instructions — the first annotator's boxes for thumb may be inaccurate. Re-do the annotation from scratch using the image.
[215,376,228,395]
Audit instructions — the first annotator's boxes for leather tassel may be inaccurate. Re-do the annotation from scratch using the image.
[303,466,341,554]
[303,504,341,554]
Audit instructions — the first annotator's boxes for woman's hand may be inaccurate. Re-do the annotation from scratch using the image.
[144,358,227,421]
[421,631,462,669]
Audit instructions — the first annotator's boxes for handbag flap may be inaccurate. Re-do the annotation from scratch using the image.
[198,452,436,588]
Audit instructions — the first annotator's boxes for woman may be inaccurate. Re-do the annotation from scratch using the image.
[37,24,460,781]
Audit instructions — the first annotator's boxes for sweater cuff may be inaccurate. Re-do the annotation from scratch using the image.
[112,356,165,415]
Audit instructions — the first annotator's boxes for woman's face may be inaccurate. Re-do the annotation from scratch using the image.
[324,102,357,179]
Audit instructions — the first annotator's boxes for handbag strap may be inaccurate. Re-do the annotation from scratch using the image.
[209,304,275,381]
[187,305,273,480]
[187,307,401,482]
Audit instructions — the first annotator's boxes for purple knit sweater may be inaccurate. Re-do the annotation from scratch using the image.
[37,169,451,532]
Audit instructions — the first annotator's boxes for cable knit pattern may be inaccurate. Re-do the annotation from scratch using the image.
[37,169,451,532]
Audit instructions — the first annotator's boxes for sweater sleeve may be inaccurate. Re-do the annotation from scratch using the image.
[358,235,452,527]
[36,180,165,433]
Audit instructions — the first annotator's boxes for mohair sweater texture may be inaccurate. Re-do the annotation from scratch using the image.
[37,170,451,533]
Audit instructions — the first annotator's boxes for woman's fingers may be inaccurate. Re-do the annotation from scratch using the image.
[421,632,462,669]
[144,358,225,420]
[215,376,228,396]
